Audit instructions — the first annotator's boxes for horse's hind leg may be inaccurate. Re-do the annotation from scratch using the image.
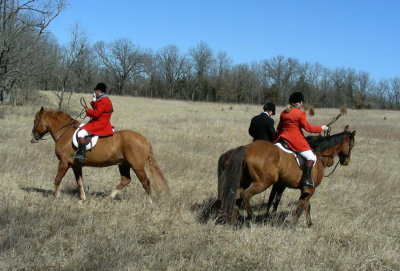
[240,181,270,220]
[133,169,151,195]
[110,164,132,199]
[72,166,86,200]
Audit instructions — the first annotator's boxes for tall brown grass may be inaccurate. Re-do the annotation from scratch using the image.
[0,92,399,270]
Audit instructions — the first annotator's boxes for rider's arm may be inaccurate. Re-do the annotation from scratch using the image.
[299,111,322,133]
[86,99,106,119]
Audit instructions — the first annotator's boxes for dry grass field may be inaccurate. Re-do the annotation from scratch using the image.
[0,92,399,271]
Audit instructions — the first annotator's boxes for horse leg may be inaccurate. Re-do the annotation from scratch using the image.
[132,168,153,205]
[304,202,313,227]
[272,186,286,215]
[53,161,69,198]
[110,164,132,199]
[291,188,315,226]
[133,169,151,194]
[240,181,270,220]
[266,184,285,216]
[72,166,86,200]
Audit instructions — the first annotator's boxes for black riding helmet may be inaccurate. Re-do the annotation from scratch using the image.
[263,102,276,115]
[94,83,107,93]
[289,92,304,104]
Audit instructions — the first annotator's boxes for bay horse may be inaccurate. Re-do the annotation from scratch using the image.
[31,107,169,201]
[218,126,355,225]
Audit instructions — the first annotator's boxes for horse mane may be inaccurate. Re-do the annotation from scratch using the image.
[45,109,76,123]
[306,131,352,152]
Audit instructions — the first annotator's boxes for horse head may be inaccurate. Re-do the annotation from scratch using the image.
[338,125,356,165]
[31,107,49,143]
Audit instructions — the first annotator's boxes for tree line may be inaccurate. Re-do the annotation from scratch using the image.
[1,0,399,110]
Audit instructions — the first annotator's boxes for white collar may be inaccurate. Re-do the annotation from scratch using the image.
[263,111,270,117]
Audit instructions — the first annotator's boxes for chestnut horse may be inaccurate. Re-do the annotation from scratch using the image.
[218,126,355,225]
[31,107,169,201]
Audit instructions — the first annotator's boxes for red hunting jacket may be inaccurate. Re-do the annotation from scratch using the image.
[82,95,114,136]
[274,107,322,152]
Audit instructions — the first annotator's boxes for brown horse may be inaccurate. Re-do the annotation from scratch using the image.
[218,126,355,225]
[31,107,169,201]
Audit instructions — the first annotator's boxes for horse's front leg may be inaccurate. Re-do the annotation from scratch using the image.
[304,202,312,227]
[72,166,86,200]
[266,184,285,216]
[53,161,70,198]
[291,187,315,226]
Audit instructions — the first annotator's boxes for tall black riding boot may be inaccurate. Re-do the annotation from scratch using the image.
[73,138,87,163]
[299,160,315,187]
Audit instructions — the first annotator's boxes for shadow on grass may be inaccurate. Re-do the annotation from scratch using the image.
[190,197,293,229]
[20,186,113,199]
[20,187,53,197]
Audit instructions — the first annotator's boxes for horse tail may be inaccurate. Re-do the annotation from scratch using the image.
[147,144,170,196]
[219,145,246,222]
[217,149,231,201]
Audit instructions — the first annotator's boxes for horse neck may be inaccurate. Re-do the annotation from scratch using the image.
[45,111,77,142]
[317,133,346,166]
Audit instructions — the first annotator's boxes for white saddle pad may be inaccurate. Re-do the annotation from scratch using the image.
[274,142,302,166]
[72,124,99,150]
[274,142,317,168]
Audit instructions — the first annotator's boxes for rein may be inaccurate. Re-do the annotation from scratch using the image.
[53,120,78,142]
[76,97,88,119]
[36,120,77,143]
[321,157,341,177]
[317,113,345,176]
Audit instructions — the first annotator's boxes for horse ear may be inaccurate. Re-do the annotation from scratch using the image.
[344,125,349,132]
[40,106,44,112]
[352,130,356,136]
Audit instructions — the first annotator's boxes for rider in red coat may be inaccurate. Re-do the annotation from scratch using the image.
[274,92,329,187]
[73,83,114,163]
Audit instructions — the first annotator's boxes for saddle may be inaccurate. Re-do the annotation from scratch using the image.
[274,139,312,169]
[72,124,99,150]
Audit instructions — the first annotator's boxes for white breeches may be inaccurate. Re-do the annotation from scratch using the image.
[299,150,316,162]
[77,129,89,138]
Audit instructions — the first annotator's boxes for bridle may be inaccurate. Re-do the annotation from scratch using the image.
[319,132,353,177]
[32,118,77,143]
[32,98,88,143]
[318,113,348,177]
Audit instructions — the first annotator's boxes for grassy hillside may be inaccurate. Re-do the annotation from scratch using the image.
[0,92,399,270]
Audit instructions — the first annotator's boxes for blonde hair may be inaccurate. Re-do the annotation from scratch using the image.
[285,104,292,112]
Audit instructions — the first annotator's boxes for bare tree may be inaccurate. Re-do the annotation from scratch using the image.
[52,23,89,110]
[211,51,232,101]
[354,71,371,106]
[94,38,145,95]
[261,55,300,104]
[189,41,214,100]
[0,0,65,104]
[156,45,187,98]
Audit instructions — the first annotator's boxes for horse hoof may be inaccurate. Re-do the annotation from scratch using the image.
[110,189,119,199]
[52,191,60,198]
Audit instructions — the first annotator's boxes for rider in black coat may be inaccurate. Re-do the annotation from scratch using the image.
[248,102,276,142]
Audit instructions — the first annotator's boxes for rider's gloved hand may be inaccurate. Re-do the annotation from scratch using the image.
[92,92,97,102]
[321,125,329,131]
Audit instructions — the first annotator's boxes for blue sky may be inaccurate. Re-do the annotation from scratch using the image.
[47,0,399,81]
